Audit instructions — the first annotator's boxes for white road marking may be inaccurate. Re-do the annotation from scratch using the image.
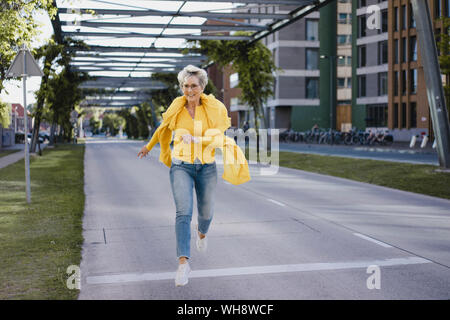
[86,256,430,285]
[353,233,393,248]
[267,199,286,207]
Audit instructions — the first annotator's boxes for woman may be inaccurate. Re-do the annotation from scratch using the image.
[138,65,250,287]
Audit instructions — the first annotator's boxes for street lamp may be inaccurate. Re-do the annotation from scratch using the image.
[320,55,344,131]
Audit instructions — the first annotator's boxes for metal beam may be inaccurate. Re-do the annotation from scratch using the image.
[74,53,206,60]
[62,31,253,41]
[138,0,311,3]
[72,62,195,67]
[250,0,331,44]
[411,0,450,168]
[57,8,290,20]
[74,66,181,72]
[72,58,206,65]
[60,20,266,31]
[69,46,193,54]
[84,99,147,104]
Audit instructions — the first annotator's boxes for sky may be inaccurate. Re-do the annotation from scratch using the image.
[0,0,237,105]
[0,10,54,105]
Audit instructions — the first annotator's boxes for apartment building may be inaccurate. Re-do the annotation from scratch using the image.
[355,0,449,141]
[227,4,322,131]
[388,0,449,141]
[353,0,389,133]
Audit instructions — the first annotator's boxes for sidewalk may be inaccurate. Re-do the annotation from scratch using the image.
[0,143,49,170]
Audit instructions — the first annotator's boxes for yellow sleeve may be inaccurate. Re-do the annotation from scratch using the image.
[145,126,161,151]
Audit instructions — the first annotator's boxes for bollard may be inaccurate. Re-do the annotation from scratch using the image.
[420,135,429,148]
[410,135,418,148]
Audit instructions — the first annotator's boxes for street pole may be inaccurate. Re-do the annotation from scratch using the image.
[22,58,31,204]
[411,0,450,168]
[330,56,334,131]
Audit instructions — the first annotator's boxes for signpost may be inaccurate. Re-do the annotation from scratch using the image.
[6,45,44,203]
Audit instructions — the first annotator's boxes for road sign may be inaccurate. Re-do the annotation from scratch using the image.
[6,45,43,204]
[6,47,43,77]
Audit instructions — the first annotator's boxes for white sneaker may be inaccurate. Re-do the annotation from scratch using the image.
[196,230,208,252]
[175,262,191,287]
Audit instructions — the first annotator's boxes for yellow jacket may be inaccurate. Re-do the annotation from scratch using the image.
[145,93,251,185]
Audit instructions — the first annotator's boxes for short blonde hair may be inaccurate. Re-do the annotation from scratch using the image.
[177,65,208,89]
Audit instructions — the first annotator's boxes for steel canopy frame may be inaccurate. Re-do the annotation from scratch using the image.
[51,0,331,108]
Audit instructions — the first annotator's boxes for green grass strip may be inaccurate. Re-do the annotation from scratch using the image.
[279,151,450,200]
[0,144,85,299]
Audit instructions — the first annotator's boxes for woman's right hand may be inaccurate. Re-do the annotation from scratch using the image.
[137,145,150,159]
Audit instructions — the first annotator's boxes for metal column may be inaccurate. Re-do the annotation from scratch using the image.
[411,0,450,168]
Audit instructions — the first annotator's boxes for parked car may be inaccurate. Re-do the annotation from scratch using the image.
[39,132,50,142]
[27,133,44,144]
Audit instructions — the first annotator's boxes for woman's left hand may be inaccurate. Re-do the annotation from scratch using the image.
[181,134,199,144]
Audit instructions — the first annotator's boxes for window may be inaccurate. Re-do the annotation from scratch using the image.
[402,5,407,29]
[394,7,399,31]
[402,37,407,62]
[306,49,318,70]
[401,103,407,128]
[394,71,399,95]
[410,69,418,94]
[358,0,366,8]
[435,0,442,17]
[230,73,239,88]
[306,20,318,41]
[378,72,388,95]
[394,39,399,64]
[378,41,388,64]
[381,10,388,33]
[358,16,366,38]
[409,4,416,28]
[410,36,417,61]
[358,75,366,97]
[358,45,366,67]
[338,78,346,88]
[410,102,417,128]
[306,78,319,99]
[394,103,399,128]
[366,104,388,127]
[402,70,407,95]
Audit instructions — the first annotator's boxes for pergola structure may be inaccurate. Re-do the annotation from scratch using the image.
[51,0,333,108]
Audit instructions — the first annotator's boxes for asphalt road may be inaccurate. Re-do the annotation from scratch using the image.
[78,138,450,299]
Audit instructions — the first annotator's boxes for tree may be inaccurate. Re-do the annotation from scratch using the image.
[0,100,10,128]
[44,67,89,144]
[0,0,56,93]
[150,73,180,126]
[30,37,88,151]
[102,112,125,136]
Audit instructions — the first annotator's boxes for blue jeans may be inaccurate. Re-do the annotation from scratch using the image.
[169,158,217,259]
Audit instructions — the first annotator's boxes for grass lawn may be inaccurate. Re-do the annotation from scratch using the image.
[0,144,84,299]
[278,151,450,200]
